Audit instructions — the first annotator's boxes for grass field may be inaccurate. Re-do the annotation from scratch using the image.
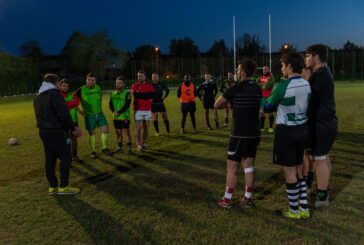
[0,82,363,244]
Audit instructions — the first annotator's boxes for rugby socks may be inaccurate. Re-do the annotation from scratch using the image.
[215,121,220,128]
[244,186,253,201]
[127,142,132,151]
[286,182,299,213]
[298,178,308,212]
[269,115,274,128]
[317,189,328,201]
[164,120,170,132]
[89,135,96,152]
[117,142,122,149]
[191,112,196,128]
[244,167,254,200]
[224,187,234,201]
[153,120,159,133]
[225,118,228,124]
[207,122,211,129]
[101,133,108,149]
[260,116,265,129]
[307,171,315,188]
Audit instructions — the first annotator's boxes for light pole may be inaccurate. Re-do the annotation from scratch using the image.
[155,47,159,74]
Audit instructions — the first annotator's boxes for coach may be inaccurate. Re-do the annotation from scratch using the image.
[34,73,80,195]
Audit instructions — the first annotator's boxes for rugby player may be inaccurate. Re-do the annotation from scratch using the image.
[220,71,236,126]
[59,79,83,163]
[214,60,261,209]
[305,44,338,208]
[257,66,275,132]
[301,67,315,189]
[177,74,197,134]
[76,73,111,158]
[132,70,154,152]
[151,73,170,136]
[197,72,220,130]
[265,52,311,218]
[109,76,132,154]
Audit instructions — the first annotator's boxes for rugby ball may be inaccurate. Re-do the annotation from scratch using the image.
[8,138,19,145]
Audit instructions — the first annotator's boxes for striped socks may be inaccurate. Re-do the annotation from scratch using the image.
[286,182,299,213]
[298,178,308,212]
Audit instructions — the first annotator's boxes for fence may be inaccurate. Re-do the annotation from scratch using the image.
[1,49,364,96]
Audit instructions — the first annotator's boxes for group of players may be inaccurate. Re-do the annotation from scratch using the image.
[215,44,337,219]
[34,44,337,220]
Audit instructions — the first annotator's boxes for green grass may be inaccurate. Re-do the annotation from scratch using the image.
[0,82,363,244]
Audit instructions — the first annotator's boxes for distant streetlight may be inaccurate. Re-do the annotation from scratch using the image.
[155,47,159,74]
[283,44,288,49]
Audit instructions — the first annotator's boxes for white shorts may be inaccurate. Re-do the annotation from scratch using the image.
[134,110,152,121]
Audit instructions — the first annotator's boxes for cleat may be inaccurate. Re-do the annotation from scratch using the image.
[260,128,265,132]
[57,186,80,195]
[193,128,198,134]
[300,210,311,218]
[126,149,132,155]
[155,133,161,136]
[223,123,228,127]
[73,156,84,164]
[137,145,142,152]
[102,148,113,155]
[165,132,170,137]
[268,128,274,133]
[142,144,149,150]
[207,127,211,130]
[282,209,301,219]
[314,194,330,208]
[48,187,58,195]
[217,198,233,209]
[113,147,122,153]
[240,197,255,208]
[90,151,97,158]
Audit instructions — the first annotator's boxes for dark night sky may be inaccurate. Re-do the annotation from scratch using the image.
[0,0,363,55]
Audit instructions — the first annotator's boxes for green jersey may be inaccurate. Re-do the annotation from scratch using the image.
[64,93,78,123]
[110,90,131,120]
[267,76,311,126]
[79,84,102,114]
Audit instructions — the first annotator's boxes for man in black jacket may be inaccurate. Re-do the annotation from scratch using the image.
[34,73,80,195]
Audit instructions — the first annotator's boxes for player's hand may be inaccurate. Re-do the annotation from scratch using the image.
[71,130,79,137]
[113,111,119,117]
[78,110,86,116]
[162,96,166,100]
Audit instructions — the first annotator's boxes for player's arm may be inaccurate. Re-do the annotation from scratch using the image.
[214,96,227,109]
[118,92,132,114]
[196,84,203,99]
[213,83,218,98]
[265,82,284,111]
[177,85,182,98]
[109,96,115,112]
[215,86,235,109]
[75,88,86,116]
[220,82,225,93]
[163,83,169,99]
[263,76,275,90]
[52,92,75,131]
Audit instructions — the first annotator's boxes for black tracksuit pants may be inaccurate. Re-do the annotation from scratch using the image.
[39,129,72,188]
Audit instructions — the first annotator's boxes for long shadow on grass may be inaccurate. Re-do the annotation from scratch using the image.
[172,135,227,148]
[72,157,212,225]
[54,195,146,244]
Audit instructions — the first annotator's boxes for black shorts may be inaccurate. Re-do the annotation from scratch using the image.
[273,124,308,167]
[113,120,130,129]
[203,99,215,109]
[181,103,196,113]
[151,103,166,113]
[308,123,337,157]
[227,136,260,162]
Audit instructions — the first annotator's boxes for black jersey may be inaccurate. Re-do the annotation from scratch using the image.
[197,81,218,102]
[220,79,237,93]
[307,65,337,129]
[152,82,169,104]
[223,80,262,137]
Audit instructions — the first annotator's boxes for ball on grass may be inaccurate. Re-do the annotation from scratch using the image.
[8,138,19,146]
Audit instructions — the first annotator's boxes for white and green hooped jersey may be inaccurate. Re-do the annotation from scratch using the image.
[267,76,311,126]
